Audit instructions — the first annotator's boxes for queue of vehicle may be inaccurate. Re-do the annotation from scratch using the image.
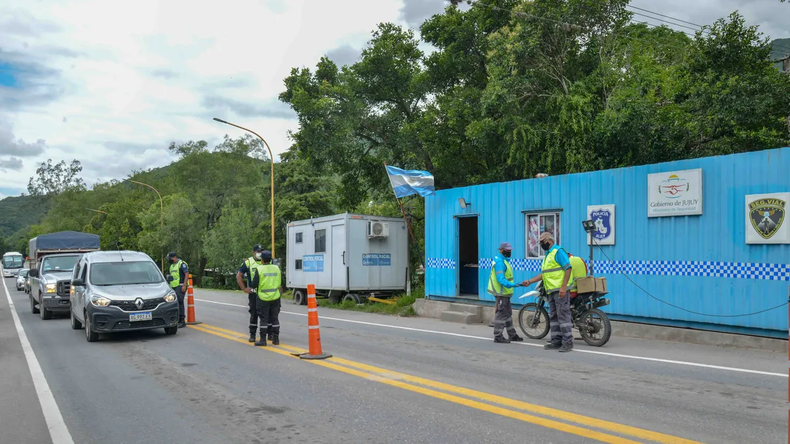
[3,230,184,343]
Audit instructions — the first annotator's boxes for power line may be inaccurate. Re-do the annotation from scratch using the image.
[628,11,702,34]
[626,5,706,29]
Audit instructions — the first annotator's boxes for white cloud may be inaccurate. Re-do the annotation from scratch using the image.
[0,0,787,196]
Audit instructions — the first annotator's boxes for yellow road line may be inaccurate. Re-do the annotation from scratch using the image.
[189,323,699,444]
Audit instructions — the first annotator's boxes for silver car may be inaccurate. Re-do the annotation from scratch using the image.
[69,251,179,342]
[16,269,29,291]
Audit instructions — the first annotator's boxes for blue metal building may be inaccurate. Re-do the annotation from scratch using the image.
[425,147,790,338]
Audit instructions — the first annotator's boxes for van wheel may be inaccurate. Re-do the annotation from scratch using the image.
[292,289,307,306]
[70,309,83,330]
[85,313,99,342]
[30,295,39,314]
[343,293,361,304]
[164,326,178,335]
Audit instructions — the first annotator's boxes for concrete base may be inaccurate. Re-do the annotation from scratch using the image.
[439,303,483,324]
[413,299,787,352]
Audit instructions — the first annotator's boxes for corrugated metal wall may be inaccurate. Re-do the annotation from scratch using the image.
[425,147,790,336]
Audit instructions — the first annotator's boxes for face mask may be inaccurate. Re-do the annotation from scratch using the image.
[502,250,511,258]
[540,242,551,251]
[254,252,262,260]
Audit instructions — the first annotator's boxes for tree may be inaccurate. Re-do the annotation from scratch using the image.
[203,205,257,284]
[27,159,86,197]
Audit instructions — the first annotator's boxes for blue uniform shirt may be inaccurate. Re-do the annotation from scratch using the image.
[547,245,571,271]
[493,254,518,289]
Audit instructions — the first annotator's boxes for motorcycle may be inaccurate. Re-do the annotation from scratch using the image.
[517,281,612,347]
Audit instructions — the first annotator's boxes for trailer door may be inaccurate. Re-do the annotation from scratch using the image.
[331,224,347,289]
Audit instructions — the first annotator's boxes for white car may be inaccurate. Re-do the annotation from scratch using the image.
[16,269,30,291]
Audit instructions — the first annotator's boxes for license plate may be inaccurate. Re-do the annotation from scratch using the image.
[129,312,152,322]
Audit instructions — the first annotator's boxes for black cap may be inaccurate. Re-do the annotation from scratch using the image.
[253,244,264,252]
[167,251,177,259]
[261,250,272,261]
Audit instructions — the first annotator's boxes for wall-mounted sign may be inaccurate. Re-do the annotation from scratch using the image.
[303,254,324,272]
[745,193,789,244]
[587,205,615,245]
[647,168,703,217]
[363,253,391,266]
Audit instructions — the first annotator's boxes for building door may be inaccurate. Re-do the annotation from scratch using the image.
[331,225,346,290]
[456,216,479,299]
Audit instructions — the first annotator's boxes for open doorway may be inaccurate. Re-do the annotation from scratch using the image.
[457,216,479,299]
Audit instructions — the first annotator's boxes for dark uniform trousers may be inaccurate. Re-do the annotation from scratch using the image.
[174,286,186,323]
[493,296,518,339]
[256,298,281,339]
[248,292,259,335]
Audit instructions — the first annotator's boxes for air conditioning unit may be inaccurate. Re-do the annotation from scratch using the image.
[367,221,390,239]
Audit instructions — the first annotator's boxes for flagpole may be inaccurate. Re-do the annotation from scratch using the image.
[385,162,424,268]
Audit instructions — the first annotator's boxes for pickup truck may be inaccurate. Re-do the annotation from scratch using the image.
[28,231,100,320]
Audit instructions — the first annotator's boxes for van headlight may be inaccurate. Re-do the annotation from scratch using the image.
[164,291,176,303]
[45,283,57,293]
[90,296,111,307]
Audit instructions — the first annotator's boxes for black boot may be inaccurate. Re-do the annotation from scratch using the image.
[509,334,524,342]
[254,329,267,346]
[272,334,279,346]
[494,336,511,344]
[248,332,256,343]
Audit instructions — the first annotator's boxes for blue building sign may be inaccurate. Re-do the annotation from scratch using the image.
[363,253,391,266]
[303,254,324,272]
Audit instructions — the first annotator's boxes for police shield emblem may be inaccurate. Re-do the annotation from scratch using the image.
[749,198,786,240]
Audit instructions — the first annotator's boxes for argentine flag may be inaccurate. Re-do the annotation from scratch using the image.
[386,165,435,198]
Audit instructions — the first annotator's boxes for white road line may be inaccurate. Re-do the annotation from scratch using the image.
[195,297,787,378]
[2,277,75,444]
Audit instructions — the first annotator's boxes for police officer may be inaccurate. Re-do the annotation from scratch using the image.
[522,232,574,352]
[487,242,524,344]
[250,250,281,347]
[166,252,189,328]
[237,244,265,343]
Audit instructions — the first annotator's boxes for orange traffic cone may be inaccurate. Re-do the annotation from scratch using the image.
[186,274,202,325]
[292,284,332,360]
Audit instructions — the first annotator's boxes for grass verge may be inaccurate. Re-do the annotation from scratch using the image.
[318,292,422,317]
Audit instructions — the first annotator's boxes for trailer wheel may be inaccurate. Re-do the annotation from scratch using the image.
[343,293,361,304]
[292,289,307,306]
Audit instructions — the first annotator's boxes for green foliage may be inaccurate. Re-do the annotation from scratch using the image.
[27,159,86,198]
[0,194,48,239]
[203,205,257,276]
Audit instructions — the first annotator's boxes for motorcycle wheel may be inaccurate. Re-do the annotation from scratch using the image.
[518,303,550,340]
[578,308,612,347]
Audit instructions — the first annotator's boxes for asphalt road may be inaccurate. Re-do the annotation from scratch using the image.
[2,276,786,444]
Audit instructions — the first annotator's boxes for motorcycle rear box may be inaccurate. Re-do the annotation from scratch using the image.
[577,276,607,294]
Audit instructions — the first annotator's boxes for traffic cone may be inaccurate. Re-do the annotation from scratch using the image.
[292,284,332,360]
[186,274,202,325]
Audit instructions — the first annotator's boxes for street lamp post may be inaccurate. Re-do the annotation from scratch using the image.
[130,180,165,272]
[213,117,276,258]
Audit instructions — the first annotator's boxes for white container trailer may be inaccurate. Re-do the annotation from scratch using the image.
[286,213,409,305]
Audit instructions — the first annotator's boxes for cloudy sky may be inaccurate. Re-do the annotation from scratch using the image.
[1,0,787,199]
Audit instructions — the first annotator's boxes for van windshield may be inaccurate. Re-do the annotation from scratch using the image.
[90,261,164,286]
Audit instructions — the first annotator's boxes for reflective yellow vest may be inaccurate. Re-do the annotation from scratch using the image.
[541,249,567,293]
[244,256,262,286]
[169,259,187,288]
[487,257,514,297]
[568,256,587,292]
[253,263,281,301]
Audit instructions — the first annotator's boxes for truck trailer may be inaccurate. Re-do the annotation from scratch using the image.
[286,213,408,305]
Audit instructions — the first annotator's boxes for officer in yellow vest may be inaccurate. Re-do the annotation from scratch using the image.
[166,251,189,328]
[487,242,524,344]
[250,250,281,347]
[522,232,574,352]
[237,244,265,343]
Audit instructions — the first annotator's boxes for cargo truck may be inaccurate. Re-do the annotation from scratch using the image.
[28,231,100,320]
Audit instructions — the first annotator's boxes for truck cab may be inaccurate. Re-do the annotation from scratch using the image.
[29,253,83,319]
